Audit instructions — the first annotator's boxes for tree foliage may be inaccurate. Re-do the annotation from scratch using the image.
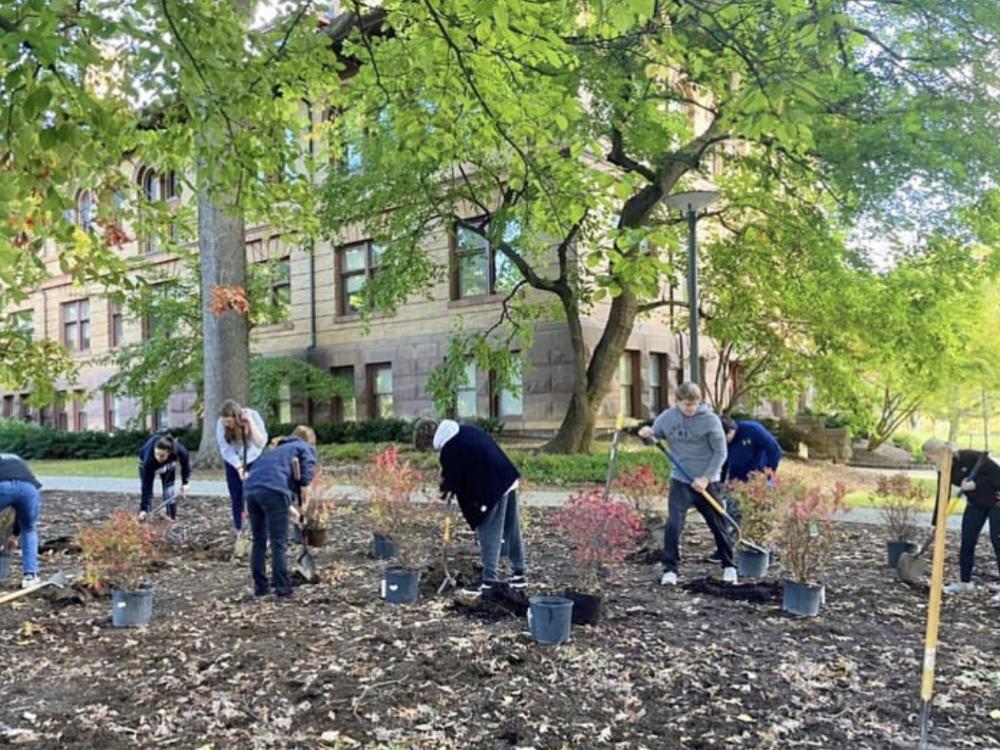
[321,0,1000,452]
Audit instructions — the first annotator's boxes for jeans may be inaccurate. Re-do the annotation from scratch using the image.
[663,479,734,572]
[476,489,525,583]
[247,490,292,596]
[958,503,1000,582]
[0,480,40,576]
[225,461,255,531]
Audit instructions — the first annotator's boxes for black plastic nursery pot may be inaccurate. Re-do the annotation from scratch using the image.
[0,551,11,582]
[382,566,420,604]
[111,586,154,628]
[737,548,770,578]
[886,540,918,568]
[304,527,328,547]
[563,589,603,625]
[528,595,574,645]
[782,579,823,617]
[371,532,398,560]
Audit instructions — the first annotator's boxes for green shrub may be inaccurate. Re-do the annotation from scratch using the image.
[890,432,924,457]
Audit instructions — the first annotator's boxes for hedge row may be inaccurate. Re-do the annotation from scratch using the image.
[0,416,504,461]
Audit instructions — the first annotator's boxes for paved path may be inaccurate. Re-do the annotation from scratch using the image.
[36,476,962,530]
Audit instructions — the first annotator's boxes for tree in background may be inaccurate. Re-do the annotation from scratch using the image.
[322,0,1000,452]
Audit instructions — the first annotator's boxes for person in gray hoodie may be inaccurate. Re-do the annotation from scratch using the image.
[638,382,737,586]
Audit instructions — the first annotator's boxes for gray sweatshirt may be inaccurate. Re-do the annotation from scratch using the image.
[651,404,728,483]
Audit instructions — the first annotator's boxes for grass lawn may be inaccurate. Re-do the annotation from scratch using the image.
[28,456,225,482]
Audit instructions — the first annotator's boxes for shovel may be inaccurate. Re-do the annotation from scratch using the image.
[292,457,318,583]
[232,439,251,561]
[437,496,458,595]
[602,412,626,502]
[897,496,960,585]
[649,438,769,556]
[0,571,67,606]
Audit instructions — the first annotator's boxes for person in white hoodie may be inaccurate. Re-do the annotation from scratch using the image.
[638,382,736,586]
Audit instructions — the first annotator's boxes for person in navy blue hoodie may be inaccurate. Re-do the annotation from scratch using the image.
[720,416,783,483]
[137,434,191,521]
[242,425,317,599]
[414,419,527,598]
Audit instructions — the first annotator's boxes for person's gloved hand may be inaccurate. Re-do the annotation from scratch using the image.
[180,483,189,498]
[138,511,148,521]
[961,479,977,493]
[637,426,654,443]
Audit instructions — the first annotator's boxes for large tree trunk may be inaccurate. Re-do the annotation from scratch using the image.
[195,156,249,467]
[545,290,639,453]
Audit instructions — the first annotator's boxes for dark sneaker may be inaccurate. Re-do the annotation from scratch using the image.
[507,574,528,589]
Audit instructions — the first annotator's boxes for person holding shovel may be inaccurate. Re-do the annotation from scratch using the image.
[216,400,268,534]
[138,433,191,525]
[242,425,317,599]
[922,439,1000,601]
[638,382,737,586]
[414,418,527,598]
[0,453,42,589]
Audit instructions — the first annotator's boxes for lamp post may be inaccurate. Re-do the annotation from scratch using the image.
[664,190,718,385]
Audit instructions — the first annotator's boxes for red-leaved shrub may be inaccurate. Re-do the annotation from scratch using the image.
[553,489,644,589]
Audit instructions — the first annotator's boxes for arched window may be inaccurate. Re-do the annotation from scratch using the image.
[75,189,94,230]
[136,166,179,253]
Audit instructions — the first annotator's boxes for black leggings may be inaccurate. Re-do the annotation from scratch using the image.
[958,503,1000,583]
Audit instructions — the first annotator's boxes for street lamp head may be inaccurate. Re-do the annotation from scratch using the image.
[664,190,719,214]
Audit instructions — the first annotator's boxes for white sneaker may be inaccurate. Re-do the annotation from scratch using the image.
[991,588,1000,604]
[20,574,39,589]
[722,567,738,584]
[944,581,974,594]
[660,571,678,586]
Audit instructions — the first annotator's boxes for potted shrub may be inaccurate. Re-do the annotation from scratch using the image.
[875,473,925,566]
[76,511,164,627]
[358,445,425,604]
[552,488,644,625]
[727,471,781,577]
[773,481,848,617]
[300,467,337,547]
[617,464,666,553]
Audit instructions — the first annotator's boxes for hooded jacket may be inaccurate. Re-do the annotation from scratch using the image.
[651,403,728,483]
[438,423,520,530]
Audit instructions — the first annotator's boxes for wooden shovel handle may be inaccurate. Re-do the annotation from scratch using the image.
[0,582,51,606]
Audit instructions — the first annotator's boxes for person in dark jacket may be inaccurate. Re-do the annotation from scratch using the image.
[243,425,317,599]
[922,439,1000,601]
[415,419,527,598]
[137,434,191,521]
[0,453,42,588]
[720,416,782,483]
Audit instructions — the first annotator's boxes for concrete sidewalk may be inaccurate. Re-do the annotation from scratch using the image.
[36,475,962,530]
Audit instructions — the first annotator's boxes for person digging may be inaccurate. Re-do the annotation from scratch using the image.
[242,425,317,600]
[414,418,527,599]
[922,439,1000,601]
[137,433,191,540]
[638,382,737,586]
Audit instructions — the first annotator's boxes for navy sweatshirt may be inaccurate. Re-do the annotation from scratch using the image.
[439,424,520,530]
[243,436,317,503]
[724,420,783,482]
[138,435,191,512]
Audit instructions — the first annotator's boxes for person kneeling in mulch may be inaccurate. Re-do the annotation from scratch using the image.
[243,425,317,600]
[414,419,527,598]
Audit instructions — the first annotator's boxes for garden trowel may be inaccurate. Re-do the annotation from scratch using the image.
[292,457,318,583]
[0,571,67,606]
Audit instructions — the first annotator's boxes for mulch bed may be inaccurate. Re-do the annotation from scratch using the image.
[1,491,999,748]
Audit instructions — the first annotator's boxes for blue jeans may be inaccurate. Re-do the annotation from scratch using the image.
[247,490,292,596]
[0,480,40,576]
[225,461,255,531]
[663,479,734,573]
[476,489,525,583]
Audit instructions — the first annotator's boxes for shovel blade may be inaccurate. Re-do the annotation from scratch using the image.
[296,548,318,583]
[897,552,927,584]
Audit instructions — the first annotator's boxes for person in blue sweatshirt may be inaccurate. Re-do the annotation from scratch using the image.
[243,425,317,599]
[720,416,782,483]
[638,382,735,586]
[414,418,526,598]
[137,433,191,522]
